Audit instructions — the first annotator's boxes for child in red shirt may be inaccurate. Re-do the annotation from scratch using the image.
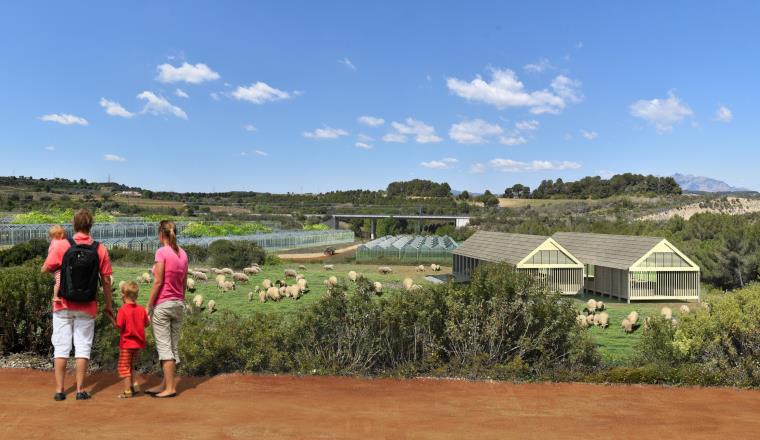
[113,281,150,399]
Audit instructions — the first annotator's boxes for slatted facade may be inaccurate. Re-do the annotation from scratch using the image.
[452,231,584,295]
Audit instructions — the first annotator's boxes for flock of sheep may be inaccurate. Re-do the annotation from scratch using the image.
[576,298,693,334]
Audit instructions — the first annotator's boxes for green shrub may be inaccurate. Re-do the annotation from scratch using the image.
[11,209,114,224]
[0,239,49,267]
[182,244,209,263]
[107,247,154,266]
[303,223,329,231]
[0,266,54,355]
[181,222,272,237]
[208,240,265,269]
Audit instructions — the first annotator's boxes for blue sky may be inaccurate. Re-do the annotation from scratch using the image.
[1,1,758,193]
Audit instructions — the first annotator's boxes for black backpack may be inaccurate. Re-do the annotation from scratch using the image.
[59,238,101,302]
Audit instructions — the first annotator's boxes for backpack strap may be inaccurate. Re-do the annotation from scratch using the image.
[67,237,76,247]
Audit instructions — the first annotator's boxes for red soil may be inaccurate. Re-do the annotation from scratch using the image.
[1,368,759,439]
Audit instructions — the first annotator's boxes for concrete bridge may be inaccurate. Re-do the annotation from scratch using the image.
[331,214,471,239]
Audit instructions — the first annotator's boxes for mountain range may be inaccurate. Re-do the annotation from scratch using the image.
[672,173,752,193]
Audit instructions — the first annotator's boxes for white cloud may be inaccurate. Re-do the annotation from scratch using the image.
[45,145,55,151]
[499,134,528,146]
[137,91,187,119]
[442,157,458,163]
[255,150,268,156]
[104,154,126,162]
[523,58,553,73]
[357,133,374,142]
[243,124,257,132]
[580,129,598,140]
[449,119,503,144]
[303,126,349,139]
[629,91,693,133]
[99,98,134,118]
[386,118,442,144]
[470,162,486,174]
[421,160,451,169]
[355,142,372,149]
[210,92,220,101]
[357,115,385,127]
[38,113,88,126]
[490,158,581,172]
[156,62,220,84]
[515,119,539,131]
[339,57,356,71]
[231,82,291,104]
[446,68,582,114]
[175,88,189,98]
[715,105,733,123]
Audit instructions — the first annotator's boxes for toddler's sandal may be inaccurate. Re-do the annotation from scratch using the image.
[117,390,134,399]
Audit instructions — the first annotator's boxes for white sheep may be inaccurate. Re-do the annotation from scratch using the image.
[585,314,595,326]
[296,274,305,281]
[622,318,633,333]
[596,301,605,311]
[430,264,441,271]
[679,305,690,315]
[207,300,217,314]
[220,281,236,292]
[287,285,301,299]
[328,275,338,286]
[139,272,152,284]
[627,311,639,326]
[409,284,423,292]
[215,274,226,284]
[348,270,357,282]
[192,271,209,281]
[284,269,297,278]
[661,307,673,320]
[243,267,261,275]
[298,264,307,270]
[195,267,210,273]
[576,315,589,328]
[297,278,308,292]
[232,272,250,283]
[597,312,609,328]
[586,299,597,313]
[262,279,272,289]
[192,294,204,308]
[259,290,266,303]
[373,281,383,294]
[323,264,335,271]
[416,264,425,272]
[403,278,414,291]
[213,268,224,275]
[266,286,280,301]
[378,266,393,275]
[186,278,196,292]
[221,268,234,275]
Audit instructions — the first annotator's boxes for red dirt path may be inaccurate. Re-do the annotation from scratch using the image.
[1,368,759,439]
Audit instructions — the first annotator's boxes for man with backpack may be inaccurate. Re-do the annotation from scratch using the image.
[42,208,114,401]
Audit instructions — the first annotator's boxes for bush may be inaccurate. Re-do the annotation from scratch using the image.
[0,239,49,267]
[182,244,209,263]
[0,266,54,355]
[208,240,265,269]
[181,222,272,238]
[107,247,154,266]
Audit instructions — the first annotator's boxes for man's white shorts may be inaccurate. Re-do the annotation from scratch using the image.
[52,310,95,359]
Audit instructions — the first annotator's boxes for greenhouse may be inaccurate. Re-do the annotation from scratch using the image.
[355,235,459,264]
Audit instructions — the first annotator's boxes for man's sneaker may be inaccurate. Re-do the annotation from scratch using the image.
[75,391,91,400]
[53,392,66,401]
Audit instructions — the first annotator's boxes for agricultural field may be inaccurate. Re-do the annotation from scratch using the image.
[111,263,444,316]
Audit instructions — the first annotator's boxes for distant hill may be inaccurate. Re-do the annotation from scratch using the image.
[673,173,751,193]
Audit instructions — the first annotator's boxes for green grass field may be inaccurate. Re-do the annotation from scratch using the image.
[112,263,441,317]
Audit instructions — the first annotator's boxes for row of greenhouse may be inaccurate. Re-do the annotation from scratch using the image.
[356,235,459,264]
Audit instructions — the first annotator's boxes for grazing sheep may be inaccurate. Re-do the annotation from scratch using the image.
[138,272,152,284]
[186,278,196,292]
[586,299,598,313]
[192,271,209,281]
[192,294,204,308]
[378,266,393,275]
[297,278,309,292]
[220,281,236,292]
[328,276,338,286]
[621,318,633,333]
[409,284,423,292]
[430,264,441,271]
[207,300,217,314]
[660,307,673,320]
[210,267,219,272]
[298,264,306,270]
[627,311,639,326]
[275,279,287,287]
[373,281,383,294]
[195,267,210,273]
[258,290,266,303]
[279,286,287,297]
[679,305,690,315]
[266,286,280,301]
[213,268,225,275]
[287,285,301,299]
[323,264,335,271]
[576,315,589,328]
[284,269,298,278]
[586,314,595,326]
[416,264,425,272]
[596,301,605,311]
[597,312,609,328]
[348,271,357,282]
[403,278,414,291]
[215,275,226,289]
[233,272,250,283]
[221,268,234,275]
[243,267,261,275]
[296,274,305,281]
[262,279,272,289]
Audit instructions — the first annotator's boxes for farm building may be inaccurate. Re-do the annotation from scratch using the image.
[356,235,459,264]
[452,231,584,295]
[552,232,700,302]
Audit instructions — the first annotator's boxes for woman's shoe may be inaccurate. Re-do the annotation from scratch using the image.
[53,392,66,401]
[75,391,91,400]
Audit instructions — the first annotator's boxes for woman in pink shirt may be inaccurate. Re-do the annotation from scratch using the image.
[145,220,188,398]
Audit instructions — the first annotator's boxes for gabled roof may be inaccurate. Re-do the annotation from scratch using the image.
[452,231,549,265]
[552,232,663,270]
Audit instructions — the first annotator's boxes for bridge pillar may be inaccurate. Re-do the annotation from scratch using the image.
[370,218,377,240]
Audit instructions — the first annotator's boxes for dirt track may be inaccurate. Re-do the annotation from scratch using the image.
[278,243,360,260]
[2,369,760,439]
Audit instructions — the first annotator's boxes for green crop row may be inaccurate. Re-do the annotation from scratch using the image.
[11,209,115,224]
[180,221,272,237]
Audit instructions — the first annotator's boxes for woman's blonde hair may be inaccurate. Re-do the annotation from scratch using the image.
[159,220,179,253]
[48,225,67,240]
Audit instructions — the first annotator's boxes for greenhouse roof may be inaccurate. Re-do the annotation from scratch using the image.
[359,235,459,251]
